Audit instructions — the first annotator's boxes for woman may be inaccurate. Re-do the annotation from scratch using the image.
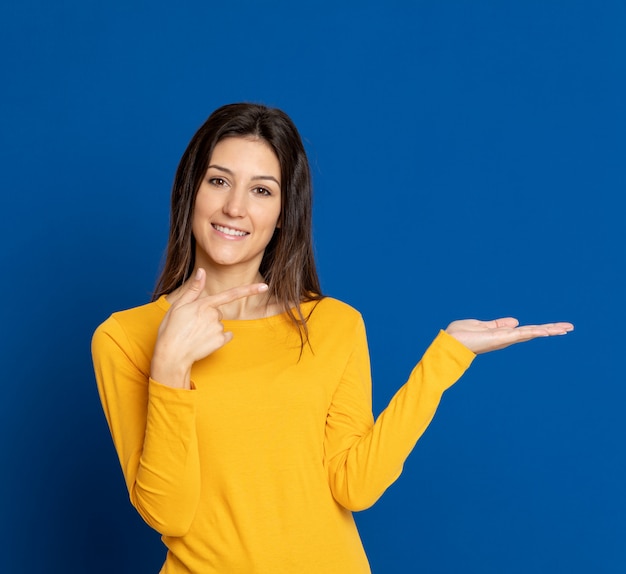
[92,103,573,573]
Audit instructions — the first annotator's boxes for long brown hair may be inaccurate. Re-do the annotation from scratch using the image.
[153,103,323,341]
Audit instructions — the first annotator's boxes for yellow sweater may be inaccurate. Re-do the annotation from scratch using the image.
[92,295,475,573]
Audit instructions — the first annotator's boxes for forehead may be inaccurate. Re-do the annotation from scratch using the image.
[210,137,280,170]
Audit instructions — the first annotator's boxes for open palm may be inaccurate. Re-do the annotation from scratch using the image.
[445,317,574,354]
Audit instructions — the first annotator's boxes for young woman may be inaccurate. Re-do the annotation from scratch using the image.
[91,103,573,573]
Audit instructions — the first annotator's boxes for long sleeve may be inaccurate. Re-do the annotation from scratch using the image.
[90,297,473,573]
[323,319,475,511]
[91,315,201,536]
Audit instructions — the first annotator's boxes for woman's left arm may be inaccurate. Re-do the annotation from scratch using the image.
[323,316,573,512]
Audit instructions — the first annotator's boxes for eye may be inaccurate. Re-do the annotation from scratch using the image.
[208,177,228,187]
[253,186,272,196]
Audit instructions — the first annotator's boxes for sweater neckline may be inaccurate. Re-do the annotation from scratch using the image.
[155,294,320,327]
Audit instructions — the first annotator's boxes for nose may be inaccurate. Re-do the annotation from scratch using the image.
[222,187,247,218]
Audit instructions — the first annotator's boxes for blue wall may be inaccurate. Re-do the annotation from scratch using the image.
[1,1,624,572]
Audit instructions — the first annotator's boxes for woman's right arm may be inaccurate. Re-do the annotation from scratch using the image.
[92,317,202,537]
[92,269,269,536]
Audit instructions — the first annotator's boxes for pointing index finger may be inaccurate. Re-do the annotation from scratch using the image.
[208,283,269,308]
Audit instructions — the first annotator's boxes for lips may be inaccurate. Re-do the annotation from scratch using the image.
[212,223,249,237]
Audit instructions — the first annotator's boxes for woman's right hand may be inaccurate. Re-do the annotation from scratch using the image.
[150,268,268,389]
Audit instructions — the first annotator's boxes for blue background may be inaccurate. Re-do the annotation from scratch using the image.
[1,1,624,572]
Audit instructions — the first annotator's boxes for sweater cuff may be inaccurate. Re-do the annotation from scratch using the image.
[434,329,476,367]
[144,378,198,457]
[148,378,197,419]
[414,330,476,394]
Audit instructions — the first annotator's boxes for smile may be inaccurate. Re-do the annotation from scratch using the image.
[212,224,249,237]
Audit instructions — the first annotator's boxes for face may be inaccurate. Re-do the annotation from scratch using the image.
[192,136,282,275]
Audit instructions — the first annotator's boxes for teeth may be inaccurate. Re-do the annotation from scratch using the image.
[214,224,248,237]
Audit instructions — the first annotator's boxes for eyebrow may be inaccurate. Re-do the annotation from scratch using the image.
[207,164,281,187]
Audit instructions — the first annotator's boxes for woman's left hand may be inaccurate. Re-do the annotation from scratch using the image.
[445,318,574,354]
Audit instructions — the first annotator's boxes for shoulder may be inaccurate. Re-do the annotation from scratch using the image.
[92,297,167,351]
[305,296,364,331]
[316,296,361,315]
[299,297,368,360]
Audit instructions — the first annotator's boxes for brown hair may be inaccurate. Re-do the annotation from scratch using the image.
[153,103,323,342]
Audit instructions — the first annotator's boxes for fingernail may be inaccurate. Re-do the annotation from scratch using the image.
[259,283,269,292]
[194,268,202,280]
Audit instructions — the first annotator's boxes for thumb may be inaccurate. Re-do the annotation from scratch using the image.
[175,268,206,306]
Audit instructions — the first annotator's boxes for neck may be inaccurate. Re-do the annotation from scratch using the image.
[195,262,276,320]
